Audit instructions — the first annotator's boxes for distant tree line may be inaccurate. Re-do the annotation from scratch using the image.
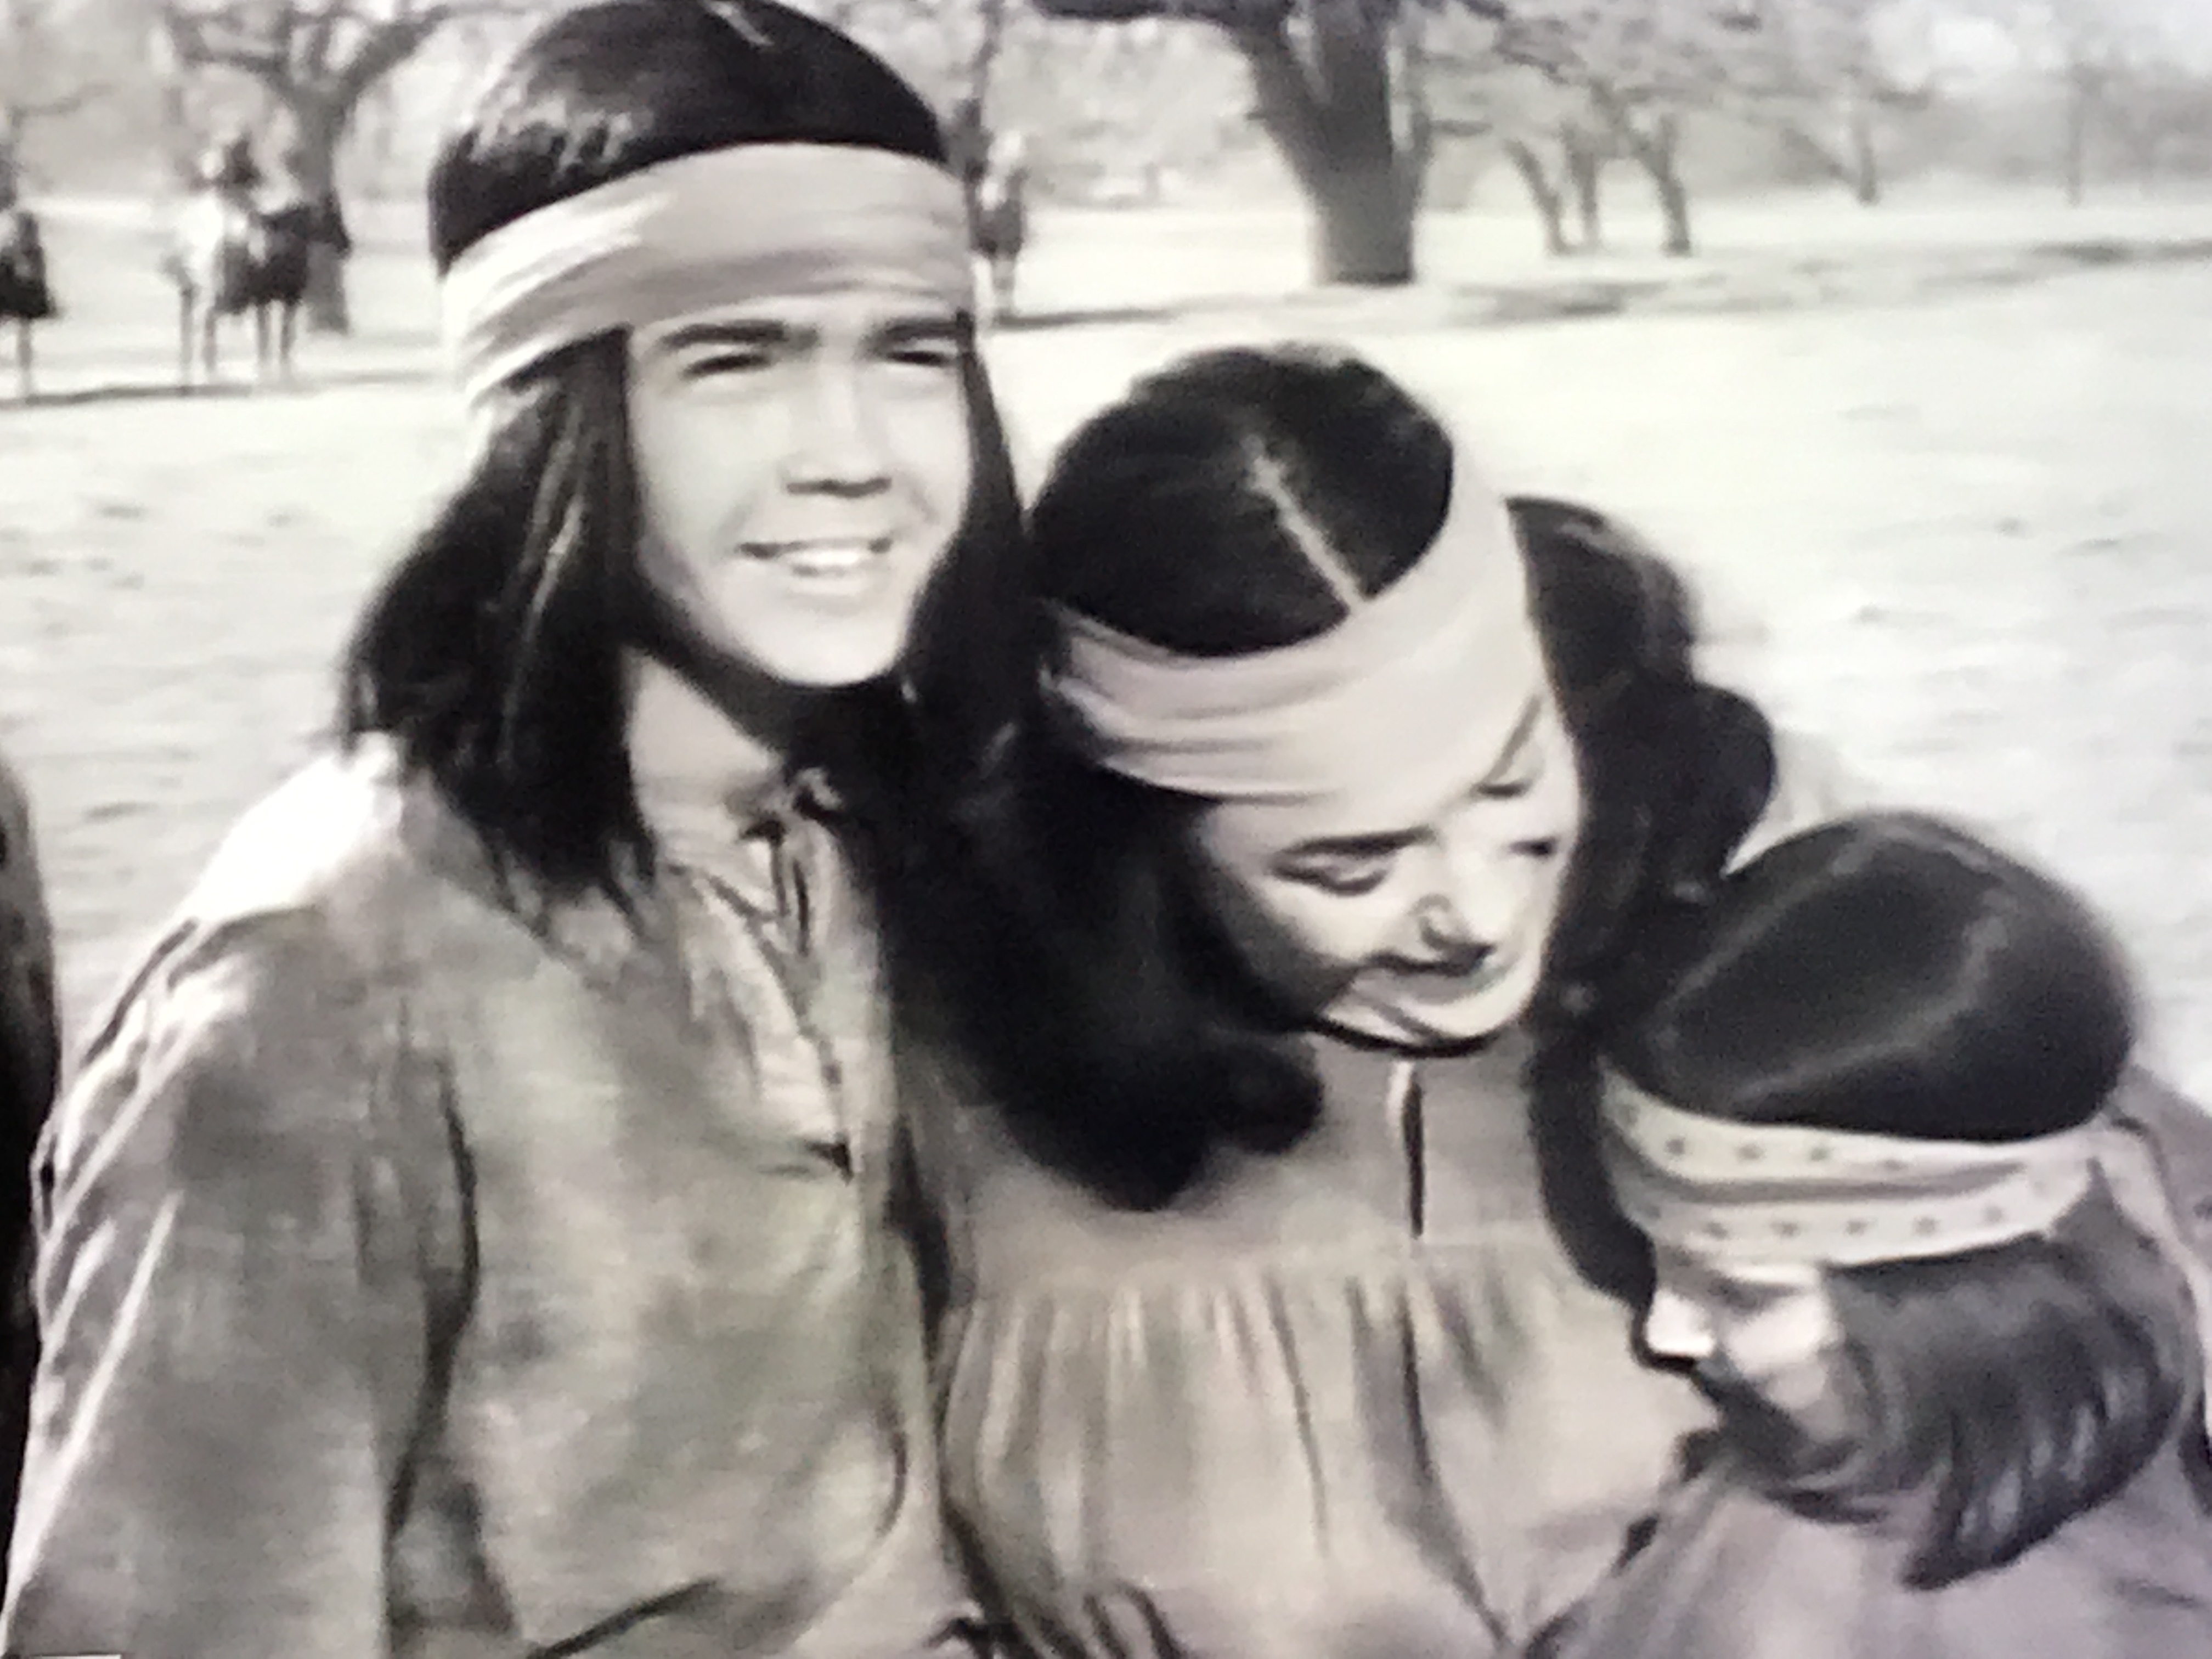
[2,0,2209,296]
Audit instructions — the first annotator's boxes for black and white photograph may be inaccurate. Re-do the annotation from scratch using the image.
[1,0,2209,1653]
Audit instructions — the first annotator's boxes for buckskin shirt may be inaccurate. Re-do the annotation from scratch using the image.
[2,736,972,1659]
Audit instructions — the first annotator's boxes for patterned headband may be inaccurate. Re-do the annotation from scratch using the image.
[1599,1070,2101,1268]
[438,143,973,415]
[1599,1067,2212,1442]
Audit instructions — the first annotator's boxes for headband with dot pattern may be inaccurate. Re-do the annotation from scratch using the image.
[1599,1066,2212,1441]
[1599,1070,2102,1267]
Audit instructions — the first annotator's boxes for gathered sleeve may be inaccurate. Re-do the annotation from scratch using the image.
[1,906,467,1659]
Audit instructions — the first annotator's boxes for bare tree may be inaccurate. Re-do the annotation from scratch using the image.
[1976,0,2176,203]
[974,14,1243,201]
[155,0,503,328]
[1024,0,1560,287]
[0,0,120,157]
[1402,10,1615,253]
[1726,0,1937,205]
[1492,0,1771,257]
[2100,60,2212,187]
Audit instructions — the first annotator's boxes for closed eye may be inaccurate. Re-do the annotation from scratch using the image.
[1713,1283,1794,1318]
[877,328,962,371]
[648,320,791,379]
[1297,861,1393,896]
[677,346,776,379]
[1276,846,1402,896]
[886,346,960,373]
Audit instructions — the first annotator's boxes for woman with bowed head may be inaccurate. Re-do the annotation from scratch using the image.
[904,344,2212,1658]
[3,2,1026,1655]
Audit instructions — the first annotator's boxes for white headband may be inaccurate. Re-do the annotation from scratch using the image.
[1600,1070,2212,1439]
[438,143,974,413]
[1600,1071,2102,1268]
[1039,456,1549,803]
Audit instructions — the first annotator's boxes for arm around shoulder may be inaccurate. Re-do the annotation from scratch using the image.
[2,902,465,1659]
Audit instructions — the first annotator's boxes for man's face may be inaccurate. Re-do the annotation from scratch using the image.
[626,286,973,689]
[1643,1246,1852,1452]
[1184,688,1582,1047]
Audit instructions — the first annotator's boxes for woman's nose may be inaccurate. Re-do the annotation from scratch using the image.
[1410,894,1492,970]
[1431,836,1534,946]
[1642,1287,1716,1364]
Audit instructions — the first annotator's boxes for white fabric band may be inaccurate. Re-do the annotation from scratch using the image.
[1600,1069,2212,1440]
[1039,458,1548,803]
[1599,1071,2100,1269]
[438,143,974,413]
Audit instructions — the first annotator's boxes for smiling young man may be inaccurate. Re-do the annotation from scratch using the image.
[1,4,1024,1656]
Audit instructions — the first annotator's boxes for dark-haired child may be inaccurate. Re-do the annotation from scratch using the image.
[1541,811,2212,1658]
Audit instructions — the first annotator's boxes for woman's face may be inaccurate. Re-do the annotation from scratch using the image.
[1184,685,1583,1048]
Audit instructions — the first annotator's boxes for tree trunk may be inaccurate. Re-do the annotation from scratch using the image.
[1566,129,1605,251]
[1504,139,1570,256]
[1306,157,1415,283]
[2062,77,2094,205]
[155,74,195,189]
[283,99,351,333]
[1228,12,1417,286]
[1848,100,1882,206]
[1633,119,1694,257]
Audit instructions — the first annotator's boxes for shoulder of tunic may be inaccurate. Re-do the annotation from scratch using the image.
[181,736,496,974]
[45,740,473,1322]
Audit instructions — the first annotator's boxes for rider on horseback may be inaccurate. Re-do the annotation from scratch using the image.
[198,128,264,201]
[0,129,55,393]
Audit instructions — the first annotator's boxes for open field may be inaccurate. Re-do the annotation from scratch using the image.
[5,186,2212,1094]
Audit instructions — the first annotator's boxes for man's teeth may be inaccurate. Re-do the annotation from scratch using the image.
[758,540,883,574]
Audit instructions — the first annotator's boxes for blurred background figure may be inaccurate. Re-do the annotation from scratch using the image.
[0,738,59,1592]
[0,125,57,399]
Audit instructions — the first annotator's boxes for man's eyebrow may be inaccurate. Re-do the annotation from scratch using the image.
[646,318,808,356]
[641,314,961,357]
[873,312,963,347]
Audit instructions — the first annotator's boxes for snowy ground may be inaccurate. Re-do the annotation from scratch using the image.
[4,185,2211,1094]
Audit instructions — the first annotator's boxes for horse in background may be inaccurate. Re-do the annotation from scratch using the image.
[0,204,53,402]
[965,129,1030,325]
[0,143,55,402]
[161,135,328,390]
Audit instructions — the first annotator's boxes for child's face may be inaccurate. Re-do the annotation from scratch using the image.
[1643,1246,1843,1432]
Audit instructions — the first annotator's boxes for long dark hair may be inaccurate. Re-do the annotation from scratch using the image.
[930,346,1779,1211]
[1604,812,2194,1587]
[337,0,1028,916]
